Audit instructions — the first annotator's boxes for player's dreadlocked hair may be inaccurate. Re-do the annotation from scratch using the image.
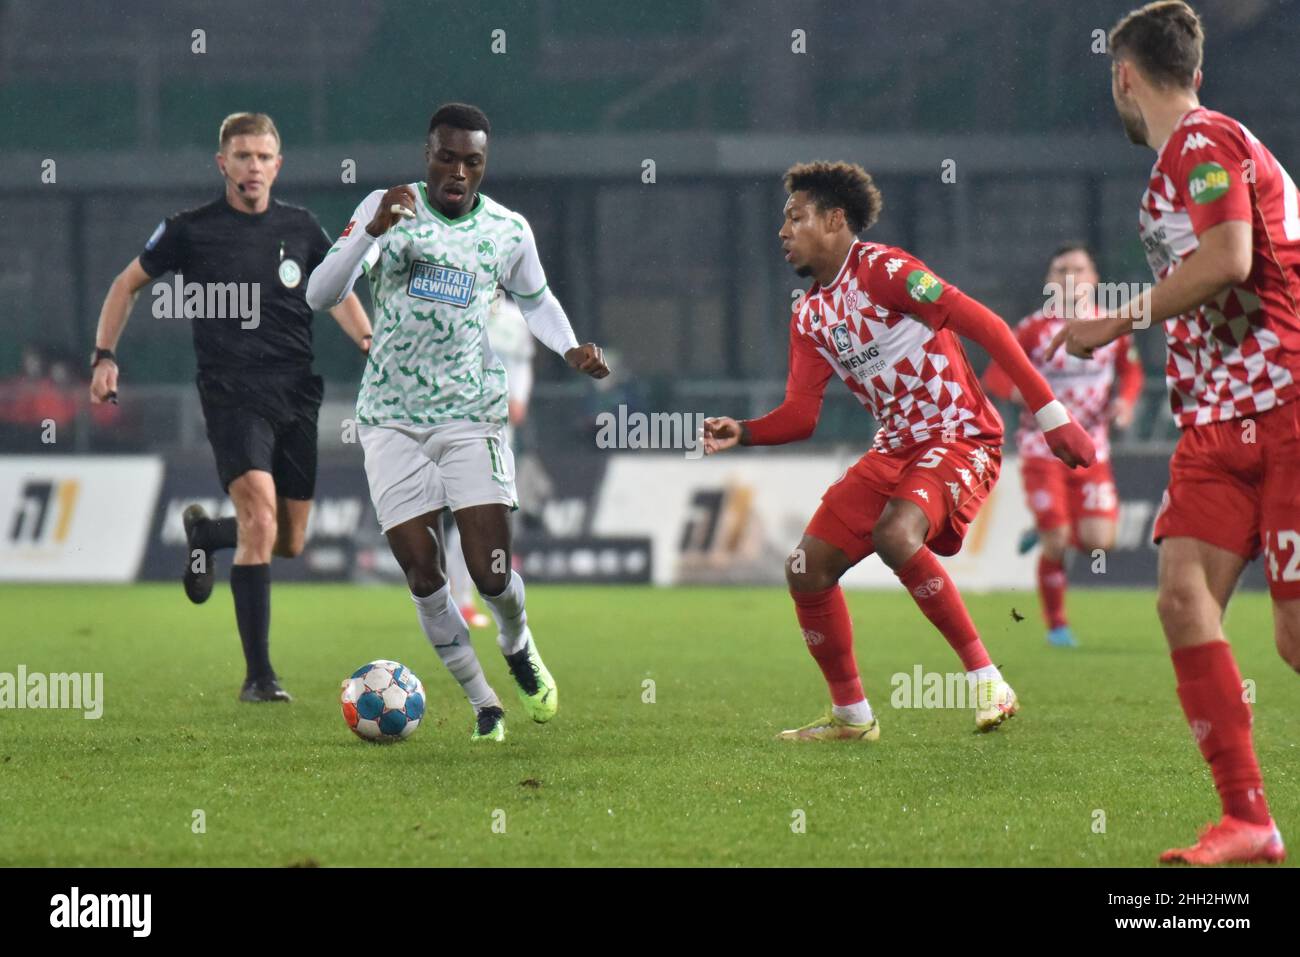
[1109,0,1204,90]
[428,103,492,137]
[783,161,882,234]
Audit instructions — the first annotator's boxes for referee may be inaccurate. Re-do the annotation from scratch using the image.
[89,112,372,702]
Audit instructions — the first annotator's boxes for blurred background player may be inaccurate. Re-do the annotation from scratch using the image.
[983,242,1143,647]
[307,103,608,742]
[703,162,1096,742]
[88,112,373,702]
[445,286,535,628]
[1052,0,1300,864]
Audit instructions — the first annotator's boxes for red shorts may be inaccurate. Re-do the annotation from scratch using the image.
[1154,400,1300,600]
[1020,456,1119,533]
[807,436,1002,562]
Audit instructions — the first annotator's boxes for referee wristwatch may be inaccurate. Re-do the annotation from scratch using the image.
[91,347,117,369]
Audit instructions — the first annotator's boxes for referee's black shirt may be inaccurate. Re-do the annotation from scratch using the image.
[138,196,333,373]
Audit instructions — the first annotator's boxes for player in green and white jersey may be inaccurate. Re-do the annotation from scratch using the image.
[307,103,609,742]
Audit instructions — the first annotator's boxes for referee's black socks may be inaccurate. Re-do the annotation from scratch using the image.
[230,563,273,681]
[196,517,238,552]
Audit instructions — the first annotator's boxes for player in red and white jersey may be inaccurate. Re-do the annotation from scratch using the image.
[984,243,1144,647]
[704,161,1095,742]
[1051,1,1299,865]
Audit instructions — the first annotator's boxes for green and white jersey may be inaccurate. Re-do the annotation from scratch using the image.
[334,185,548,426]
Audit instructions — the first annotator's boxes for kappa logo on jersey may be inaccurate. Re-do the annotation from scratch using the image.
[912,488,929,502]
[407,260,476,307]
[885,257,906,278]
[831,324,853,354]
[1180,132,1216,155]
[906,270,943,303]
[1188,162,1231,204]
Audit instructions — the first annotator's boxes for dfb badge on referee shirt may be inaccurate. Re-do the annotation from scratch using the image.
[278,258,303,288]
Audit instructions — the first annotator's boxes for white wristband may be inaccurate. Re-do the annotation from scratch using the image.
[1034,399,1070,432]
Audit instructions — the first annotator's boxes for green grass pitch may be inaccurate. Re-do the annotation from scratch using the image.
[1,583,1295,867]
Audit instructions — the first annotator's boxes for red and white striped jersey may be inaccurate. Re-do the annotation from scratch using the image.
[788,241,1003,453]
[989,303,1141,462]
[1139,107,1300,427]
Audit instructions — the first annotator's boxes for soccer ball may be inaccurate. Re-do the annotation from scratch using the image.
[340,660,426,742]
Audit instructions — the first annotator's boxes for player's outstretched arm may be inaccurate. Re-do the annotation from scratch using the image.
[89,257,152,404]
[702,417,745,455]
[508,289,608,379]
[942,291,1096,468]
[564,343,609,378]
[502,218,606,378]
[306,187,410,310]
[980,317,1036,408]
[712,318,833,454]
[1047,220,1253,360]
[509,283,601,375]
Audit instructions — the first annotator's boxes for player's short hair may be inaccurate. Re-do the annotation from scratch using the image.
[1048,241,1095,268]
[1109,0,1204,90]
[783,161,882,234]
[218,112,281,151]
[428,103,491,138]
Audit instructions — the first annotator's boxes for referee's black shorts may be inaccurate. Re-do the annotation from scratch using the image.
[196,368,324,500]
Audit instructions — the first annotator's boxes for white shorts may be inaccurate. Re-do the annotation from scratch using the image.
[359,421,517,532]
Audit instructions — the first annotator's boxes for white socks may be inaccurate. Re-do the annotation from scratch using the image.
[833,700,874,725]
[482,570,530,655]
[970,665,1002,683]
[411,585,498,710]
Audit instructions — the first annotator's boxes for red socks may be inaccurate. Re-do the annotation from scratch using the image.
[791,585,865,705]
[790,554,992,705]
[1171,642,1271,825]
[896,548,993,672]
[1037,555,1068,629]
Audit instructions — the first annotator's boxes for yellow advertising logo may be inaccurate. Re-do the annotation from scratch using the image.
[9,479,80,544]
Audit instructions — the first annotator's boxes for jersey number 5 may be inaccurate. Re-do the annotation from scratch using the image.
[916,447,946,469]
